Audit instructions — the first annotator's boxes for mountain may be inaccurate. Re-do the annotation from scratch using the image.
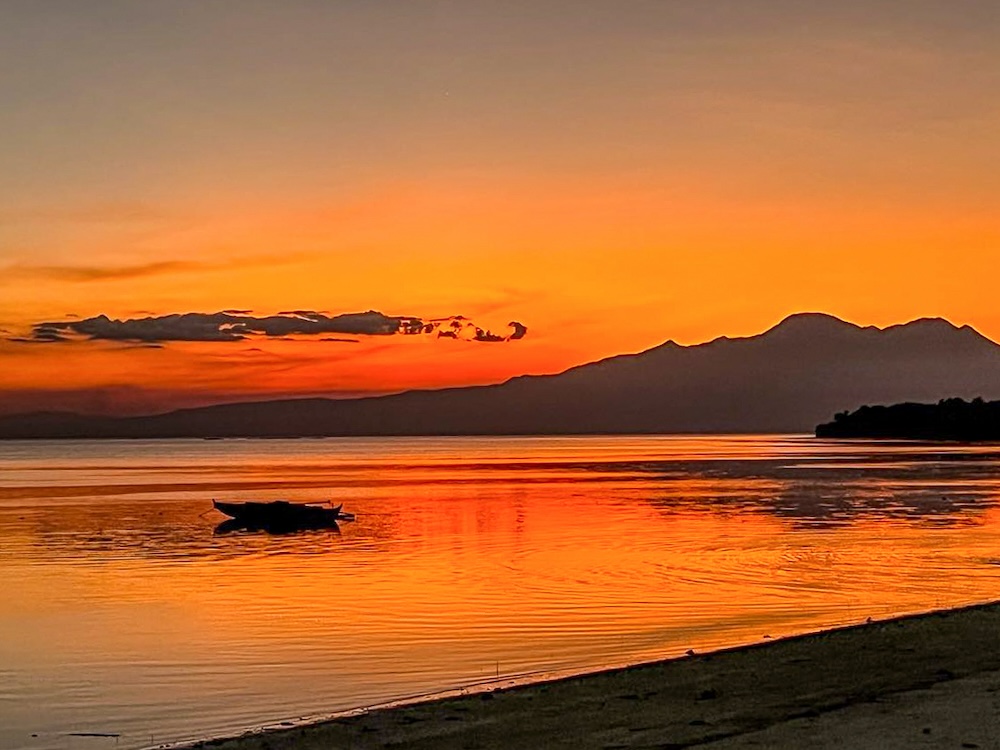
[4,313,1000,438]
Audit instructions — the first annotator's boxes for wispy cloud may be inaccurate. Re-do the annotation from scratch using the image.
[1,251,316,284]
[3,260,205,282]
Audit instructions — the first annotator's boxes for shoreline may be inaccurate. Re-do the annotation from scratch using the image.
[174,600,1000,749]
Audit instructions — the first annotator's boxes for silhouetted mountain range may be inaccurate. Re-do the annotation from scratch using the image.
[4,313,1000,438]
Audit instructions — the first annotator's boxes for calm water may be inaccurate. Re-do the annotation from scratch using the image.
[4,435,1000,750]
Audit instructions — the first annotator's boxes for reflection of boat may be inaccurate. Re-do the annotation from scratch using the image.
[213,518,342,536]
[211,499,354,532]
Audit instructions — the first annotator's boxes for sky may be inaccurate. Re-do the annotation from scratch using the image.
[1,1,999,415]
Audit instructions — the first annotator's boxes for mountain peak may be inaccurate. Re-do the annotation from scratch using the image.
[771,312,856,329]
[760,312,861,340]
[884,316,960,333]
[880,317,995,347]
[764,313,989,341]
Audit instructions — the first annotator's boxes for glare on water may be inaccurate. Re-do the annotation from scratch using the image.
[3,435,1000,750]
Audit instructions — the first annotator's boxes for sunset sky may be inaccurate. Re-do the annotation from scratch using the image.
[2,1,999,415]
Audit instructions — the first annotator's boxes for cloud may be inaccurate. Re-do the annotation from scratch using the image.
[508,321,528,340]
[436,319,530,343]
[2,261,206,282]
[0,252,318,285]
[473,328,506,343]
[19,310,528,345]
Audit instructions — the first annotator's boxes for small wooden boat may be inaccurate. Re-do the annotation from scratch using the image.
[212,499,352,531]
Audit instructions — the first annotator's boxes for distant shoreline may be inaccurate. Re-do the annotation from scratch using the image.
[0,430,803,441]
[173,600,1000,750]
[817,398,1000,441]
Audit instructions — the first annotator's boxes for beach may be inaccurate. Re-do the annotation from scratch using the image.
[179,601,1000,749]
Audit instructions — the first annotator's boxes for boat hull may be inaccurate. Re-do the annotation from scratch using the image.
[212,499,344,532]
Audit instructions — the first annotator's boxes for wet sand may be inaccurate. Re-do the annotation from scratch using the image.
[183,602,1000,749]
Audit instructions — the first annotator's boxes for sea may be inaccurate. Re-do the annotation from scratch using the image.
[3,435,1000,750]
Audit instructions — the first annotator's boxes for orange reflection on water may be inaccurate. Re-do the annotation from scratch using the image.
[4,436,1000,750]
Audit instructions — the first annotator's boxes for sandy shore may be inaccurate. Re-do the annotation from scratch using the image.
[182,602,1000,749]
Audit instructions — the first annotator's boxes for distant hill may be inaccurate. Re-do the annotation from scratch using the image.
[4,313,1000,438]
[816,397,1000,441]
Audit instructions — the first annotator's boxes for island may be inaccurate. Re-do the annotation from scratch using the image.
[816,397,1000,440]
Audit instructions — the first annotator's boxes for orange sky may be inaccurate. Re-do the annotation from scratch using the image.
[1,2,998,414]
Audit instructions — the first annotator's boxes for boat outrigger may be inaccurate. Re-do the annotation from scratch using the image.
[212,499,355,532]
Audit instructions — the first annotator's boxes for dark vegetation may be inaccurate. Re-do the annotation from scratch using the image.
[816,398,1000,441]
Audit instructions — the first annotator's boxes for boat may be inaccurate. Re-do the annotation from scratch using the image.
[211,499,353,532]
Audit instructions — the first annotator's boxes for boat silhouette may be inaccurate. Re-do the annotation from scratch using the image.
[212,499,354,533]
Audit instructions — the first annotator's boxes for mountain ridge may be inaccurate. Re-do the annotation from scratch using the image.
[3,313,999,438]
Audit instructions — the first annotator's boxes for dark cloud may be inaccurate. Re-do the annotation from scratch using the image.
[473,321,530,342]
[20,310,528,345]
[15,323,70,343]
[37,313,245,342]
[474,328,506,343]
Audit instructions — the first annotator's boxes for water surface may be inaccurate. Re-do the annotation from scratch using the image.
[3,435,1000,750]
